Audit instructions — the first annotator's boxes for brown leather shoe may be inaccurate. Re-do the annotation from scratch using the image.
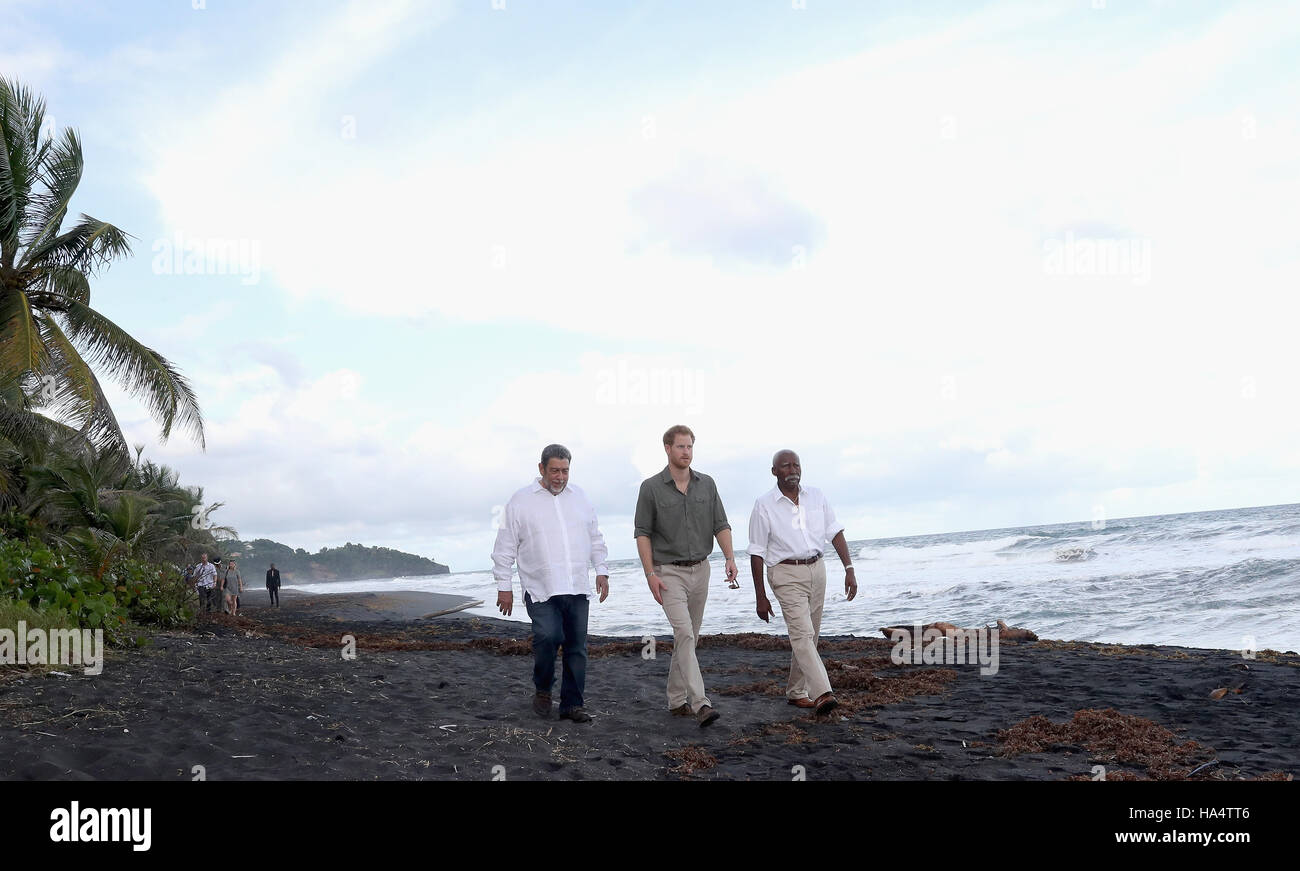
[697,705,720,727]
[559,707,591,723]
[813,692,838,715]
[669,703,692,717]
[532,692,552,718]
[788,697,817,709]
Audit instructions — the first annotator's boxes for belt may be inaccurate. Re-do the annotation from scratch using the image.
[779,553,821,566]
[669,559,704,567]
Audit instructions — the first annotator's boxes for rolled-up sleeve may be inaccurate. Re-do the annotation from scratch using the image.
[711,480,730,535]
[491,500,518,592]
[633,482,656,538]
[747,500,768,561]
[823,495,845,543]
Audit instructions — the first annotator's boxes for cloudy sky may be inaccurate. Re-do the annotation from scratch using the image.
[5,0,1298,571]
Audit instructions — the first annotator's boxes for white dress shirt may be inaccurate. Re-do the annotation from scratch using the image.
[747,484,845,567]
[492,479,610,603]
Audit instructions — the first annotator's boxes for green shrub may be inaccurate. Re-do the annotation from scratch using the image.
[0,535,194,635]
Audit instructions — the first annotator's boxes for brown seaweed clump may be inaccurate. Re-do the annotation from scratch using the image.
[823,657,958,715]
[728,722,819,747]
[664,744,718,776]
[997,708,1214,778]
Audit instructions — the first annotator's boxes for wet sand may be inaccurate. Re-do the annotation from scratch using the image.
[1,591,1296,780]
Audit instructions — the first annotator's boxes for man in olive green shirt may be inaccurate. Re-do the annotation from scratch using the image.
[635,425,738,727]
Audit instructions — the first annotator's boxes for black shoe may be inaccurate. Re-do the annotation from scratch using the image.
[532,693,552,718]
[559,707,591,723]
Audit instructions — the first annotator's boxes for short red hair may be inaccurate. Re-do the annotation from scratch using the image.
[662,425,695,446]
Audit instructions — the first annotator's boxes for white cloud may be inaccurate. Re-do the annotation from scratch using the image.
[104,0,1300,564]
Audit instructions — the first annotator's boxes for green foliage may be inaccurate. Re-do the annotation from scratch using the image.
[105,556,194,628]
[0,534,193,636]
[0,596,75,633]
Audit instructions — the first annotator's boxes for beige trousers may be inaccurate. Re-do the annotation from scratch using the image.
[768,559,831,700]
[656,561,711,712]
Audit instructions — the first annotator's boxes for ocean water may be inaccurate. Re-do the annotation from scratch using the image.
[289,503,1300,653]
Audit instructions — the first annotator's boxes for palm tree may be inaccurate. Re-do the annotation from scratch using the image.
[0,77,204,455]
[20,444,235,575]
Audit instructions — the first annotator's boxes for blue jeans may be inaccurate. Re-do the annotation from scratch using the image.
[524,593,589,713]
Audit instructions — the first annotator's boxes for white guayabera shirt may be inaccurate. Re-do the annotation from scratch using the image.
[747,485,845,567]
[492,479,610,604]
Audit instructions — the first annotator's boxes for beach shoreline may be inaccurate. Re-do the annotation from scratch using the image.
[1,591,1296,781]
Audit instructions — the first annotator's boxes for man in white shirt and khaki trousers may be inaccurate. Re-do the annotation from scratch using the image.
[748,450,858,715]
[492,444,610,723]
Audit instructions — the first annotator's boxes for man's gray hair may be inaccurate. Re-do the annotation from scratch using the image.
[541,444,572,466]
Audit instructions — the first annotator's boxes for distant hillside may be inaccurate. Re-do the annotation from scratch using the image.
[214,539,449,582]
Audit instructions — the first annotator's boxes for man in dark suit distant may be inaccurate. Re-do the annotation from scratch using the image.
[266,563,281,607]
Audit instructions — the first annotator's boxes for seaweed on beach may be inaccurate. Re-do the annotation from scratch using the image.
[697,633,789,651]
[997,708,1215,778]
[820,657,958,715]
[728,721,819,747]
[664,744,718,777]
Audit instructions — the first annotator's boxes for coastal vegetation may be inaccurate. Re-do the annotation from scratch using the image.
[0,77,215,636]
[0,79,445,639]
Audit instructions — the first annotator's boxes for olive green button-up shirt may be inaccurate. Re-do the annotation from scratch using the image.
[633,466,730,563]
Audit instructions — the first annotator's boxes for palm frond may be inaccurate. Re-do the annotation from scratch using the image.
[56,299,204,447]
[21,127,83,253]
[0,77,45,254]
[19,214,133,275]
[0,288,48,390]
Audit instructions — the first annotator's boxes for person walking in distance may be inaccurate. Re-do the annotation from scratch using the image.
[266,563,281,607]
[748,450,859,715]
[492,444,610,723]
[221,559,243,616]
[193,553,217,613]
[634,425,737,728]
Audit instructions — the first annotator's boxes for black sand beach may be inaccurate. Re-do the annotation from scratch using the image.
[1,590,1296,781]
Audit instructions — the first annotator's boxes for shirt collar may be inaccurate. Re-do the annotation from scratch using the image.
[771,483,804,505]
[532,477,567,496]
[659,465,699,484]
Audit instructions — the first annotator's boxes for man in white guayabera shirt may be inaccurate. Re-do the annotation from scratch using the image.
[492,444,610,723]
[748,450,858,716]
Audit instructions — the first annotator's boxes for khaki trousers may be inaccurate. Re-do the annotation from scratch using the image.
[768,559,831,700]
[656,561,711,712]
